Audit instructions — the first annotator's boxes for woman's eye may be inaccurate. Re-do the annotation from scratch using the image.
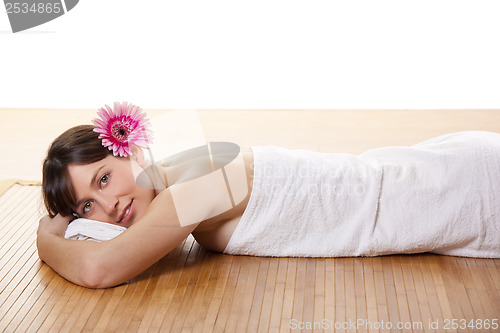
[100,174,110,185]
[83,201,93,213]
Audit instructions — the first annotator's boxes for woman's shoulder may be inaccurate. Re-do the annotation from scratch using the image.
[159,142,253,186]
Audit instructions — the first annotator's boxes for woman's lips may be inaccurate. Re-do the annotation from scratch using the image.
[119,200,134,224]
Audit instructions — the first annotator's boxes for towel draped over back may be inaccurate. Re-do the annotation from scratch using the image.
[223,131,500,258]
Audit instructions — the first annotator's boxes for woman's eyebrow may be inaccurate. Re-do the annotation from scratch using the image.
[74,164,107,209]
[90,165,106,188]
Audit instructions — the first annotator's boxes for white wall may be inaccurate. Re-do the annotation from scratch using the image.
[0,0,499,109]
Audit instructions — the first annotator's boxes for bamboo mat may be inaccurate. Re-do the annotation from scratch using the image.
[0,179,40,198]
[0,184,499,332]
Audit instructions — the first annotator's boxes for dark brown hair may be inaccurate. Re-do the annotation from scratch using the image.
[42,125,113,218]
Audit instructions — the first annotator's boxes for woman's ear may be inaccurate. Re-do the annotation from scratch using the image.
[129,146,167,191]
[130,145,145,166]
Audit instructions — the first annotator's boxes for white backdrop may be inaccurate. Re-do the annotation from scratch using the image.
[0,0,499,109]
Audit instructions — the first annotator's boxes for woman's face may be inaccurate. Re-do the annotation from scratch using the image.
[67,155,156,228]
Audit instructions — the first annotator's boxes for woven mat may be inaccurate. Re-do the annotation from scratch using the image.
[0,179,41,197]
[0,183,499,331]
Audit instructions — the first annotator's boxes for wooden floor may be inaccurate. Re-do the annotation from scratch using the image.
[0,109,499,332]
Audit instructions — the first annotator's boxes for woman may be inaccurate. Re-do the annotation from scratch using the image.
[38,124,255,288]
[38,109,500,288]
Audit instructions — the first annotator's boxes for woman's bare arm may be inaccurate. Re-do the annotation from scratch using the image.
[37,188,200,288]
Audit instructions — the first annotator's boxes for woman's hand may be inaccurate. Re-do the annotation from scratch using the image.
[36,213,101,287]
[37,214,74,265]
[37,214,73,238]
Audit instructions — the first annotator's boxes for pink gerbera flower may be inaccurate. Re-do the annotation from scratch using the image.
[91,101,153,157]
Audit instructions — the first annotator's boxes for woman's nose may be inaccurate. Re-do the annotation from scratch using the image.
[98,194,119,215]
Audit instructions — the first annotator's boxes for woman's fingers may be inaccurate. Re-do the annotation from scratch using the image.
[53,213,73,224]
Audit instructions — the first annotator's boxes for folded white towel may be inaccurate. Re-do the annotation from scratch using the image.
[224,131,500,258]
[64,218,127,242]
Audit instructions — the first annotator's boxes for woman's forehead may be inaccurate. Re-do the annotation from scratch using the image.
[67,156,114,189]
[67,155,132,189]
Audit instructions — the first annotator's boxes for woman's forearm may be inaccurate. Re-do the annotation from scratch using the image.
[37,230,102,287]
[89,189,202,288]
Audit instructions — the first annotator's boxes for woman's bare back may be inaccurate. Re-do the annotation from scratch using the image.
[159,144,255,252]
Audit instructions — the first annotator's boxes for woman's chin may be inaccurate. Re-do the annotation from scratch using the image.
[123,211,145,228]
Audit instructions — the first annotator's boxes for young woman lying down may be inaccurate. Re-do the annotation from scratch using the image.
[37,103,500,288]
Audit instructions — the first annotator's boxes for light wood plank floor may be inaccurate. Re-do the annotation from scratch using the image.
[0,109,499,332]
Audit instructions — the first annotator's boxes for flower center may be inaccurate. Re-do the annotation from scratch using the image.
[111,123,129,142]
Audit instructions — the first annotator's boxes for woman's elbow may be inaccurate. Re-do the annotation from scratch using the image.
[80,254,120,289]
[77,255,103,288]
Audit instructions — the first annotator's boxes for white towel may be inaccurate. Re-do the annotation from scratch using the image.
[64,218,127,242]
[223,131,500,258]
[224,143,384,257]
